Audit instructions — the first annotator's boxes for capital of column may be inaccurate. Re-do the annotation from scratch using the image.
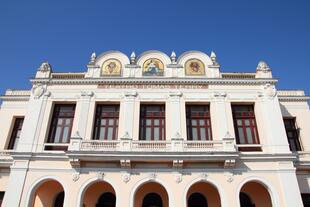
[80,91,94,98]
[213,92,227,100]
[123,91,138,100]
[169,91,183,100]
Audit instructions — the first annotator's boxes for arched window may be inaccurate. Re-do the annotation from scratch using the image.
[240,192,255,207]
[142,193,163,207]
[54,191,64,207]
[96,192,116,207]
[188,192,208,207]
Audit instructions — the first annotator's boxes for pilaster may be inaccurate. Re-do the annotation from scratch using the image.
[256,85,290,153]
[167,91,183,140]
[119,91,137,139]
[2,155,30,207]
[17,84,49,152]
[211,92,231,141]
[76,91,94,138]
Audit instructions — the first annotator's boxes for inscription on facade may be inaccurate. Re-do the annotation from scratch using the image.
[98,84,208,89]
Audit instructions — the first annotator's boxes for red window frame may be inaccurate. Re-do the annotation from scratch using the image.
[232,105,260,147]
[283,117,301,151]
[92,104,119,140]
[47,104,75,144]
[186,105,212,141]
[139,104,165,141]
[7,117,24,150]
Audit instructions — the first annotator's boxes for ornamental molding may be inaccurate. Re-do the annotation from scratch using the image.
[121,172,131,183]
[174,173,183,184]
[257,84,277,99]
[224,172,234,183]
[72,172,80,182]
[97,171,105,180]
[200,173,208,181]
[32,84,46,99]
[147,172,157,181]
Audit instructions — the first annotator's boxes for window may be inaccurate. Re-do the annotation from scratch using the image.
[7,118,24,150]
[139,105,165,141]
[186,105,212,141]
[47,104,75,144]
[232,105,260,151]
[93,105,119,140]
[283,118,301,151]
[0,192,4,207]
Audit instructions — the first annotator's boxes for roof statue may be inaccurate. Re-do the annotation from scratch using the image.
[210,51,219,66]
[38,61,52,72]
[170,51,177,64]
[256,61,271,71]
[89,52,97,64]
[130,51,136,64]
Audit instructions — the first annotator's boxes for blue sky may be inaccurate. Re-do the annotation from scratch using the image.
[0,0,309,95]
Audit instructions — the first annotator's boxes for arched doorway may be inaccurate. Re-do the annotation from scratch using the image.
[31,180,65,207]
[82,181,116,207]
[188,192,208,207]
[134,182,169,207]
[186,181,220,207]
[96,192,116,207]
[54,191,64,207]
[239,192,255,207]
[142,193,163,207]
[239,181,272,207]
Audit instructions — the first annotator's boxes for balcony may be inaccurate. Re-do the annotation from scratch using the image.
[66,136,238,168]
[69,137,236,152]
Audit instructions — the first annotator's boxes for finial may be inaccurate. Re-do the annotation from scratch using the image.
[90,52,96,64]
[170,51,177,64]
[210,51,219,66]
[256,61,271,71]
[38,61,52,72]
[130,51,136,64]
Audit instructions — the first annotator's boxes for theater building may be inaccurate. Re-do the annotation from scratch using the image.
[0,50,309,207]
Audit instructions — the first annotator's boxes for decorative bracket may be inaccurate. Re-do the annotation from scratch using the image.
[120,159,131,168]
[173,160,183,169]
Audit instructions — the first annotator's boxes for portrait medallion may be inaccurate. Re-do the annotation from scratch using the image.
[185,59,205,76]
[142,58,164,76]
[101,59,122,76]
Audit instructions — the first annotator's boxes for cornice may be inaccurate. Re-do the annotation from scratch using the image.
[30,77,278,86]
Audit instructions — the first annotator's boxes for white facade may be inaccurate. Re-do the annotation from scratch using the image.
[0,50,309,207]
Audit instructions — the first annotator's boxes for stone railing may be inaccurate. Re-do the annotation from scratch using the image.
[51,73,85,79]
[69,137,236,153]
[5,90,31,96]
[221,73,256,79]
[277,90,305,97]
